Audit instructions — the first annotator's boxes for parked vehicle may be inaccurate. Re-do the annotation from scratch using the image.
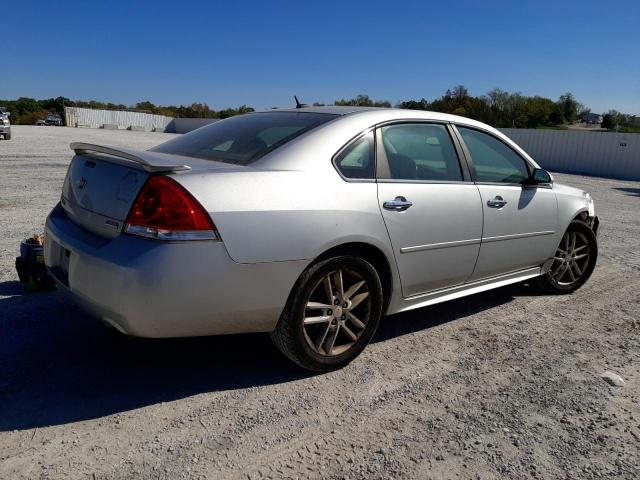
[44,107,599,371]
[0,107,11,140]
[36,114,63,126]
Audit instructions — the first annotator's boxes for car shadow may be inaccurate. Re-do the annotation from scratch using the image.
[613,187,640,197]
[374,281,542,343]
[0,280,541,431]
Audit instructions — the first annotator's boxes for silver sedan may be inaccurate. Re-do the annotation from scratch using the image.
[44,107,599,371]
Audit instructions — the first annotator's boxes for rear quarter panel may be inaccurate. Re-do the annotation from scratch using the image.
[173,168,394,265]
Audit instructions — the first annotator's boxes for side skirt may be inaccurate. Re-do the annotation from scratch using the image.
[391,266,543,315]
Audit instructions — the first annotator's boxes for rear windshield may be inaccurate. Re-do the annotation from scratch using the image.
[151,112,339,165]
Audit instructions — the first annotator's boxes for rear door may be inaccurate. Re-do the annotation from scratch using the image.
[376,122,483,297]
[455,126,558,280]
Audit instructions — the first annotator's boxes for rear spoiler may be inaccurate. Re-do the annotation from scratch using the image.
[70,143,191,173]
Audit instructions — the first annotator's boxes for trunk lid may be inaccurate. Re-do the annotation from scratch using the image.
[61,143,234,238]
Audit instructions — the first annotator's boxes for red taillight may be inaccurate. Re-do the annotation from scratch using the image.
[124,176,218,241]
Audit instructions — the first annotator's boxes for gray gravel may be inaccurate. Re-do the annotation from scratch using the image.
[1,126,639,480]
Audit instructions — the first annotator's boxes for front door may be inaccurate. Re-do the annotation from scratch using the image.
[455,126,558,280]
[376,123,483,297]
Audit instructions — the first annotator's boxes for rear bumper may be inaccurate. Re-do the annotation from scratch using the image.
[0,126,10,134]
[44,203,306,337]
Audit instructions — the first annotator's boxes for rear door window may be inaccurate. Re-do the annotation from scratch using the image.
[380,123,463,181]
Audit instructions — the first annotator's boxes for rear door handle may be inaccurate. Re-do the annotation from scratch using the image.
[383,196,413,211]
[487,196,507,208]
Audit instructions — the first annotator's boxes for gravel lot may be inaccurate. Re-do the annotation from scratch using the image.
[1,126,639,480]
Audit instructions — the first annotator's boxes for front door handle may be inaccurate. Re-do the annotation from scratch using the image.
[383,196,413,211]
[487,196,507,208]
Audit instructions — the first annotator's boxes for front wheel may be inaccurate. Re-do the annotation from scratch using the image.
[270,255,383,371]
[535,220,598,294]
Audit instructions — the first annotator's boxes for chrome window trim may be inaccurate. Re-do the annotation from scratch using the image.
[331,118,547,187]
[475,181,554,189]
[377,178,475,185]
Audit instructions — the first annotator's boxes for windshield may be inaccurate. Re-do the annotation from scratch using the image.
[151,112,339,165]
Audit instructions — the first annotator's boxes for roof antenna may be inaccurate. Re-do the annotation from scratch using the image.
[294,95,308,109]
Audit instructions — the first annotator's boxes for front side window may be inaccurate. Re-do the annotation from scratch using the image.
[457,127,530,183]
[152,112,338,165]
[380,123,463,181]
[334,131,375,179]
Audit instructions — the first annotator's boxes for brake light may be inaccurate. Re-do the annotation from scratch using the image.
[124,176,218,241]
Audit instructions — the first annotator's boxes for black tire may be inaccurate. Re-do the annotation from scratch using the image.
[270,255,383,372]
[5,133,10,140]
[534,220,598,294]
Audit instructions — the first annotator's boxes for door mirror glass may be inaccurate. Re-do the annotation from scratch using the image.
[531,168,552,184]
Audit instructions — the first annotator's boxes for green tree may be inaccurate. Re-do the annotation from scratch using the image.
[217,105,254,119]
[601,113,615,130]
[451,106,467,117]
[135,101,159,113]
[557,92,580,123]
[334,94,391,108]
[397,98,429,110]
[523,96,555,127]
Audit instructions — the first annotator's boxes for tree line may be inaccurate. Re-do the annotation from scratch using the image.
[2,87,638,132]
[328,88,639,132]
[0,97,254,125]
[601,110,640,133]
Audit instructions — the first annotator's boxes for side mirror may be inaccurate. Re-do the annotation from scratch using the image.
[529,168,553,185]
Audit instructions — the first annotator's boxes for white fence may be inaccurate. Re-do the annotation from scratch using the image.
[64,107,173,132]
[500,128,640,181]
[64,107,219,134]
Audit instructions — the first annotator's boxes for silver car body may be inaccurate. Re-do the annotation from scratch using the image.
[44,107,597,337]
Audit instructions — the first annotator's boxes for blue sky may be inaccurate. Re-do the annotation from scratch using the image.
[3,0,639,114]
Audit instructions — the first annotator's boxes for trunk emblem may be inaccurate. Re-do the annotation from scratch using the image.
[76,177,88,190]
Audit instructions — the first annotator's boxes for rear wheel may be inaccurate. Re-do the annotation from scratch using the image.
[270,255,383,371]
[535,220,597,294]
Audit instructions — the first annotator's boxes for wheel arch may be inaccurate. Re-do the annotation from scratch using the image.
[571,209,590,223]
[310,242,394,313]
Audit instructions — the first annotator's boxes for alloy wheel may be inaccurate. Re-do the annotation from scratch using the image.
[549,230,591,286]
[303,268,371,356]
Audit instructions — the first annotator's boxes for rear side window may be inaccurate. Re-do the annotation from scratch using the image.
[152,112,338,165]
[458,127,530,183]
[334,131,375,179]
[380,123,463,181]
